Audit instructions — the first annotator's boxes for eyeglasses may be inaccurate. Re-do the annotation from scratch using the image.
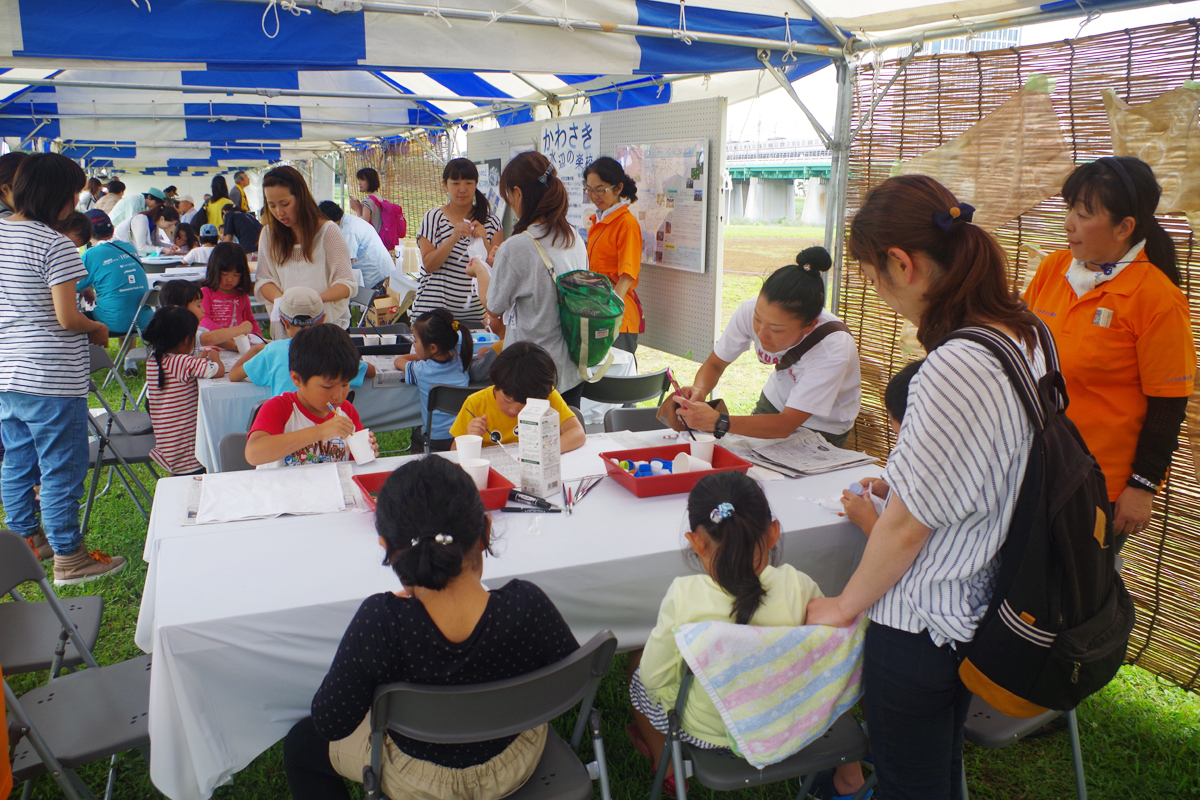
[584,184,614,197]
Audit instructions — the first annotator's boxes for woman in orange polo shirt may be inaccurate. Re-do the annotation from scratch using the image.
[1025,156,1194,542]
[584,157,645,354]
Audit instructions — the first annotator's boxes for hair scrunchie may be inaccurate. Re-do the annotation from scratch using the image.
[933,202,975,232]
[709,502,734,524]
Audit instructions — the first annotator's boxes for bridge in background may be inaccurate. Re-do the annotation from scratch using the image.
[724,139,831,224]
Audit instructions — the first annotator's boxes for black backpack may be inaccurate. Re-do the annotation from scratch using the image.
[942,323,1135,717]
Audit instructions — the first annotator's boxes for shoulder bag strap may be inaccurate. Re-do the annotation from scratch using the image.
[944,326,1046,432]
[775,320,852,372]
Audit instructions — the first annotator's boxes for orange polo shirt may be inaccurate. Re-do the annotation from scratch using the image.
[1024,249,1195,501]
[586,204,644,333]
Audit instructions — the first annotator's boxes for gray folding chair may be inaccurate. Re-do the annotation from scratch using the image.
[961,696,1087,800]
[364,630,618,800]
[579,369,669,406]
[218,432,253,472]
[89,345,152,436]
[0,530,103,683]
[650,666,875,800]
[81,404,158,535]
[424,383,489,454]
[603,407,667,433]
[6,655,152,800]
[105,286,160,389]
[567,405,584,424]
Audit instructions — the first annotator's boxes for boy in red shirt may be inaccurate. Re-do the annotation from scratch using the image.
[245,324,376,468]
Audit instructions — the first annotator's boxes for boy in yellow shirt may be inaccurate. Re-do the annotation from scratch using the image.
[450,341,586,452]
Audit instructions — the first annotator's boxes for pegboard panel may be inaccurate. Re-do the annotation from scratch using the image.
[468,97,727,363]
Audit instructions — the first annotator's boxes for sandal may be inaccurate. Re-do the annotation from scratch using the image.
[627,723,680,797]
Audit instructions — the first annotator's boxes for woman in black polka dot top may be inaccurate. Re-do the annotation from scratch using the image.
[283,455,579,800]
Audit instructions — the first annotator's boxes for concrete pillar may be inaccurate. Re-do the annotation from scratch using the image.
[744,178,795,223]
[726,179,748,220]
[800,177,827,227]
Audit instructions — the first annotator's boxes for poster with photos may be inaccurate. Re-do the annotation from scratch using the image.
[614,139,707,273]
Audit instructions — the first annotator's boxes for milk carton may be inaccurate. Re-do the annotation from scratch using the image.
[518,398,561,498]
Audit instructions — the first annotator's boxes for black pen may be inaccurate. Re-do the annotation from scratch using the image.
[500,506,562,514]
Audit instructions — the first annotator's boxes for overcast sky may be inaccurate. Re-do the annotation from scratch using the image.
[728,1,1200,142]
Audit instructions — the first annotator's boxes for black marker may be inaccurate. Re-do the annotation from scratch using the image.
[509,489,552,509]
[500,506,562,514]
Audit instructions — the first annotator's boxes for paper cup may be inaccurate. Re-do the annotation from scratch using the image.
[689,434,716,462]
[380,334,398,345]
[363,334,381,346]
[460,458,490,490]
[233,335,251,355]
[456,434,483,461]
[672,453,713,474]
[346,428,375,465]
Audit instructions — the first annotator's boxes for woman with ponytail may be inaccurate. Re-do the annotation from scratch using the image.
[628,472,866,798]
[467,151,588,406]
[673,246,861,446]
[808,175,1045,799]
[584,156,645,354]
[413,158,505,327]
[284,455,578,800]
[1024,156,1194,542]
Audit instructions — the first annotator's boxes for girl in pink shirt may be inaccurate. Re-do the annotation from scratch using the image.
[200,242,261,350]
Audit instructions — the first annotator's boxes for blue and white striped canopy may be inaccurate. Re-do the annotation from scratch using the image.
[0,0,1159,168]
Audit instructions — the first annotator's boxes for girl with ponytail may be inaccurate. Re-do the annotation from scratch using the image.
[395,308,474,452]
[628,472,866,798]
[142,305,223,474]
[467,151,589,406]
[674,246,862,446]
[284,455,579,799]
[1024,156,1194,539]
[412,158,505,327]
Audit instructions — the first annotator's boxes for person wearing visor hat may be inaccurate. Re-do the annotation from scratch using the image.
[230,287,374,395]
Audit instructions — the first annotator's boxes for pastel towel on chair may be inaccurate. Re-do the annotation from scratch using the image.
[673,614,867,769]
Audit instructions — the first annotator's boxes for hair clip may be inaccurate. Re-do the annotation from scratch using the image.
[933,202,975,232]
[538,165,555,185]
[709,502,734,524]
[434,533,454,545]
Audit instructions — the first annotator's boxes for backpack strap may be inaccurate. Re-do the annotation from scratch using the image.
[775,321,852,372]
[943,326,1047,432]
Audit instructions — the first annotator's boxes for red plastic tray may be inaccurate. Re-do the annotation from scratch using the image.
[353,467,515,511]
[597,444,752,498]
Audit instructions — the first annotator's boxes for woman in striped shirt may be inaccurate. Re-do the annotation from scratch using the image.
[807,175,1043,800]
[413,159,504,327]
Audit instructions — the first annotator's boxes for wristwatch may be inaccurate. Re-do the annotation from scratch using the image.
[713,412,731,439]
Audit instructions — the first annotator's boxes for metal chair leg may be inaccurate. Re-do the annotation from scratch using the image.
[1067,709,1087,800]
[961,761,970,800]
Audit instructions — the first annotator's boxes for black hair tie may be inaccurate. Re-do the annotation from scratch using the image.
[933,202,975,232]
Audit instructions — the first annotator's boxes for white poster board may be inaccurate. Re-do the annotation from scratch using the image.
[541,118,601,230]
[615,139,708,273]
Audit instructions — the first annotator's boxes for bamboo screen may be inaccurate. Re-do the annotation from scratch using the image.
[341,132,450,239]
[842,19,1200,693]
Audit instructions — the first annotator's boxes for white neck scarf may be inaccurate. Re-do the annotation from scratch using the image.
[1064,239,1146,298]
[594,200,629,223]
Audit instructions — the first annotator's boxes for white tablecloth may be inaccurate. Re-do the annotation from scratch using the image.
[135,434,881,800]
[193,375,421,472]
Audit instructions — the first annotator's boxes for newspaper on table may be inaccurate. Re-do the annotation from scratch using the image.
[718,430,876,478]
[363,355,405,388]
[182,462,363,525]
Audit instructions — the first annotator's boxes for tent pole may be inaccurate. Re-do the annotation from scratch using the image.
[825,57,855,316]
[791,0,849,48]
[857,0,1169,51]
[757,51,832,148]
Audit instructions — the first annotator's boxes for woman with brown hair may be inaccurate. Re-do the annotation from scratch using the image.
[254,166,355,339]
[466,151,588,406]
[806,175,1045,800]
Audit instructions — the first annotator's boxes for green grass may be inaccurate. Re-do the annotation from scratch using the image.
[5,291,1200,799]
